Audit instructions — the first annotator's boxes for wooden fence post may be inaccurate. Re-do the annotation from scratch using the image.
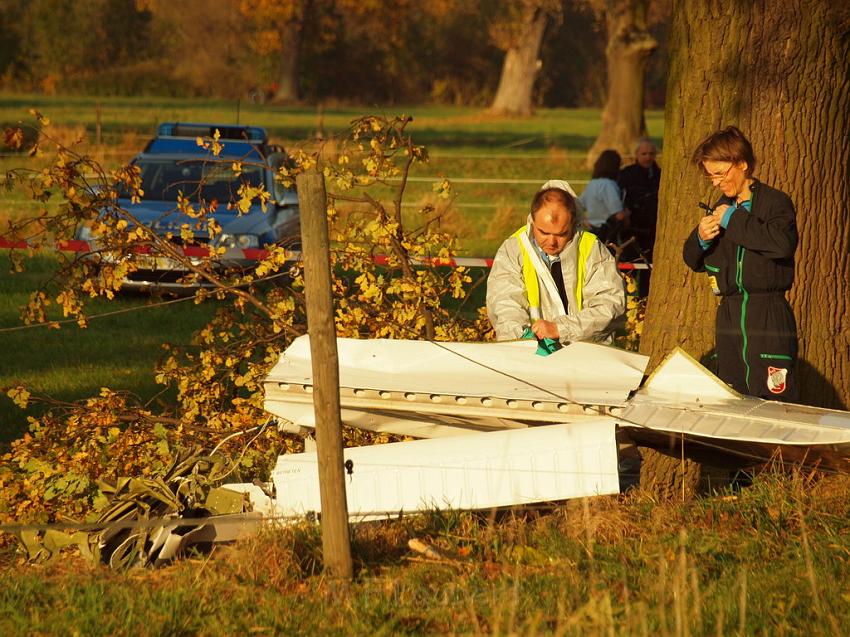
[95,102,102,146]
[296,170,354,580]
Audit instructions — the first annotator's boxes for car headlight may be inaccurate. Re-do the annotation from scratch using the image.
[217,233,260,249]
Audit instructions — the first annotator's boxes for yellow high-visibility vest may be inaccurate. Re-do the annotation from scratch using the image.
[512,226,596,318]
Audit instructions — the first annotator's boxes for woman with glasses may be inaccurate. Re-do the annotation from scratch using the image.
[683,126,799,402]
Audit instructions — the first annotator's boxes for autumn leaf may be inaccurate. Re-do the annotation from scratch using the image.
[180,224,194,243]
[433,178,452,199]
[3,127,24,149]
[7,387,31,409]
[28,109,50,126]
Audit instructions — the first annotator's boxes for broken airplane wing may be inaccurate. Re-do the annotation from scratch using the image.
[264,337,648,438]
[617,348,850,470]
[244,337,850,519]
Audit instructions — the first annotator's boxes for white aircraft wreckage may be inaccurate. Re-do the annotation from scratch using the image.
[229,336,850,520]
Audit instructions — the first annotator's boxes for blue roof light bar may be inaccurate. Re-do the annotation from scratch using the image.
[156,122,268,143]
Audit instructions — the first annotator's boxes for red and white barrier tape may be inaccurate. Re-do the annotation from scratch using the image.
[0,237,650,270]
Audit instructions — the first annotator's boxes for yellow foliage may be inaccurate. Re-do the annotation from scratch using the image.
[1,113,497,527]
[7,387,31,409]
[616,274,646,352]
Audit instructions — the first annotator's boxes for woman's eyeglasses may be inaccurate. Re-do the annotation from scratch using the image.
[703,164,734,184]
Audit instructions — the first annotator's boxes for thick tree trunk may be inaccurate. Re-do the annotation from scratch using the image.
[641,0,850,412]
[639,448,703,501]
[638,0,849,494]
[273,19,301,103]
[586,0,657,166]
[488,8,548,116]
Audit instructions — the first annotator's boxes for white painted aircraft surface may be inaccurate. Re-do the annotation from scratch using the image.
[233,337,850,518]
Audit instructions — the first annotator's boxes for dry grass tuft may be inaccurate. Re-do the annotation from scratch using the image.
[556,494,646,544]
[418,197,475,239]
[217,521,323,590]
[484,202,524,241]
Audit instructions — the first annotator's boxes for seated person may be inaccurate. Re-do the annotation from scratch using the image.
[578,149,629,243]
[486,180,626,345]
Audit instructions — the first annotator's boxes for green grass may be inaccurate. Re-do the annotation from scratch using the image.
[0,253,218,443]
[2,470,848,635]
[1,93,663,149]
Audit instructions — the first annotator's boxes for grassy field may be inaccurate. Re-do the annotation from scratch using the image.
[0,93,662,152]
[2,469,848,635]
[3,94,850,636]
[0,254,220,442]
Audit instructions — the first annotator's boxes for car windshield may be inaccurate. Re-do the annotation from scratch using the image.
[126,159,265,205]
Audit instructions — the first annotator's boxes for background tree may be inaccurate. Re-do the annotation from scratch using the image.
[18,0,153,94]
[488,0,561,116]
[586,0,657,165]
[0,0,672,109]
[307,0,430,103]
[141,0,258,98]
[642,0,850,411]
[240,0,308,103]
[636,0,848,497]
[0,0,27,82]
[409,0,503,105]
[537,2,607,108]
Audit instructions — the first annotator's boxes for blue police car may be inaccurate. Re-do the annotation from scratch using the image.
[79,122,300,292]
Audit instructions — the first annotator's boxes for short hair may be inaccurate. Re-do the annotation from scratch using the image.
[635,137,656,154]
[531,187,578,235]
[591,149,622,179]
[691,126,757,176]
[531,187,577,220]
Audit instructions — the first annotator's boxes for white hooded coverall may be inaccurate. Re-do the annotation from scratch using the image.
[486,216,626,344]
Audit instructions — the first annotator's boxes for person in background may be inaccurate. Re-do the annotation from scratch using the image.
[618,137,661,296]
[577,149,629,243]
[486,180,625,348]
[683,126,799,402]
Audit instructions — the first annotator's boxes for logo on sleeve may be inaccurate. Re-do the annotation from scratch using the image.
[767,366,788,394]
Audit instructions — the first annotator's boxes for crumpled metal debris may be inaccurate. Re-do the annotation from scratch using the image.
[12,450,260,570]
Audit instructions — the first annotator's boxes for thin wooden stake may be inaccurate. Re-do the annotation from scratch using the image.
[297,170,353,580]
[95,102,102,146]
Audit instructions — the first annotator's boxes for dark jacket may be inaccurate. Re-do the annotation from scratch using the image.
[618,163,660,223]
[619,162,660,254]
[682,180,797,295]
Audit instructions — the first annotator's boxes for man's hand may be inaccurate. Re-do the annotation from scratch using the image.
[531,319,559,340]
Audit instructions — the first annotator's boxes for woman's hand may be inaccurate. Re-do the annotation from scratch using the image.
[698,206,726,241]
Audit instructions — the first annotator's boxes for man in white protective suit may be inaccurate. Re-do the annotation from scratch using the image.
[486,180,626,349]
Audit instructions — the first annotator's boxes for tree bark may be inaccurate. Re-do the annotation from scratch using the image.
[488,6,548,116]
[638,447,703,501]
[586,0,657,166]
[641,0,850,411]
[273,14,302,102]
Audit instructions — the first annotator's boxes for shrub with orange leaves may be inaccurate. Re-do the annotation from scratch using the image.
[0,114,491,526]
